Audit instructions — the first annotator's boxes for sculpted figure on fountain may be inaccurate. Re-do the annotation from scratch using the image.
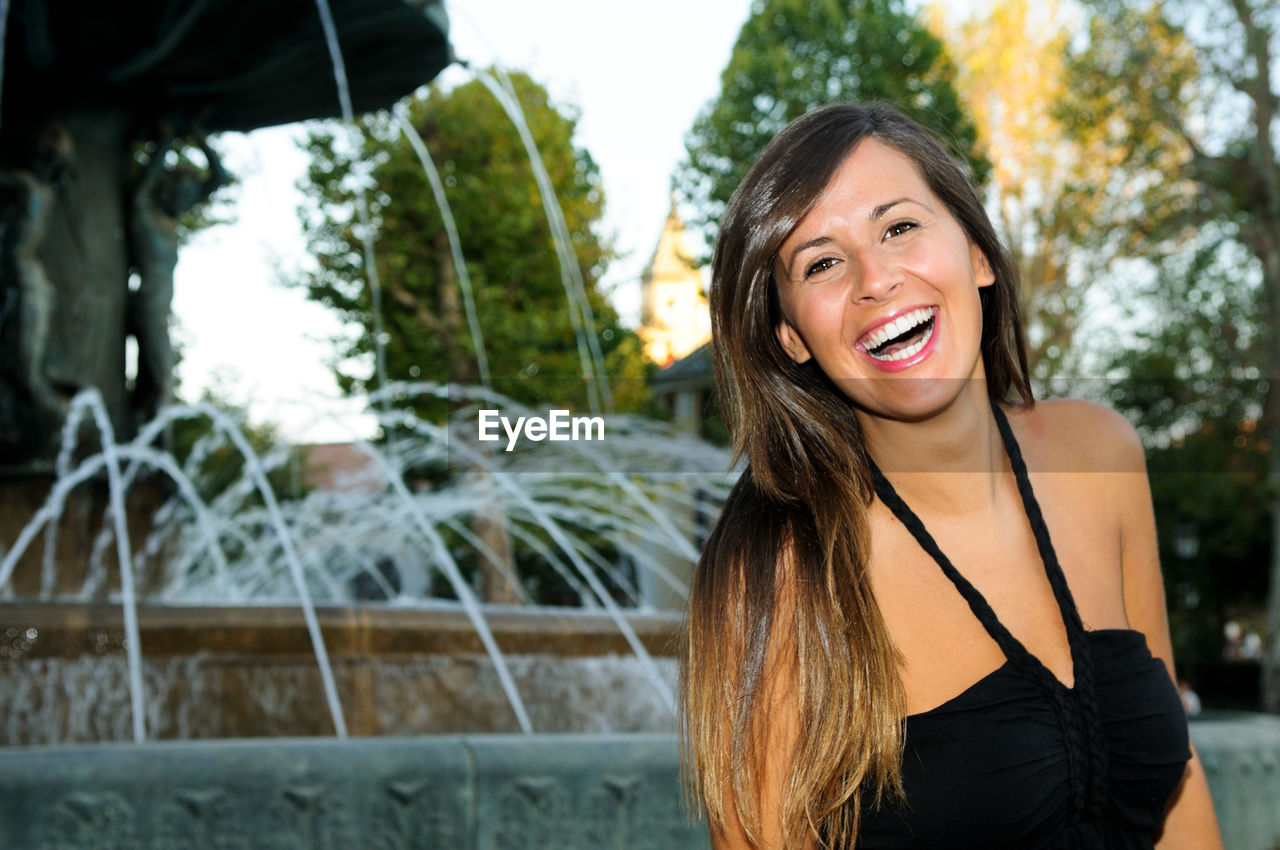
[127,127,228,428]
[0,122,75,459]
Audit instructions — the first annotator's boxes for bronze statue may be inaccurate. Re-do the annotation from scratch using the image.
[127,129,227,427]
[0,123,75,453]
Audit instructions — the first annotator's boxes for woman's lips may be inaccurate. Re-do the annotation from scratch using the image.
[855,305,939,372]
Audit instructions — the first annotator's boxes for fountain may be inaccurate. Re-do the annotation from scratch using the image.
[0,1,725,846]
[0,387,728,847]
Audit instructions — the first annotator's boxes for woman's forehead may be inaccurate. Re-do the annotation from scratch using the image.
[810,139,931,213]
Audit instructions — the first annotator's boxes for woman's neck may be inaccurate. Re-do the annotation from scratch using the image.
[857,389,1010,516]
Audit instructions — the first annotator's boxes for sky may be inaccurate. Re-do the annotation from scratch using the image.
[171,0,983,443]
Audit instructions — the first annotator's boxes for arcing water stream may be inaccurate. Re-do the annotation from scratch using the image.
[1,386,733,741]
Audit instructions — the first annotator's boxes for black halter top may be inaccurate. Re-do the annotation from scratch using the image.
[855,404,1190,849]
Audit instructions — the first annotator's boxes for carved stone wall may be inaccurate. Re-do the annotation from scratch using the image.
[1,722,1280,848]
[0,735,709,849]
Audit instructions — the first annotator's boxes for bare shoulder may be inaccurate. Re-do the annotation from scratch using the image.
[1004,399,1154,631]
[1003,398,1146,474]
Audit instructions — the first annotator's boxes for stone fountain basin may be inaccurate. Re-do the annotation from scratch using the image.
[0,602,681,743]
[4,603,1280,850]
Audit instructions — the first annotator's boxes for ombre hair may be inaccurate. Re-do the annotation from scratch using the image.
[681,103,1032,848]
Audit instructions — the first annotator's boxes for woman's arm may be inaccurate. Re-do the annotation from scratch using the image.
[710,594,820,850]
[710,665,816,850]
[1104,412,1223,849]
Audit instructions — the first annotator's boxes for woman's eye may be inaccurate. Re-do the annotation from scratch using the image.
[805,257,838,278]
[885,221,918,239]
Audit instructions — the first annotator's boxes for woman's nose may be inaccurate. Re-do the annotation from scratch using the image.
[850,249,902,303]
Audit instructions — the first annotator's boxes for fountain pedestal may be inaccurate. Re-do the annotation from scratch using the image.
[1,602,681,743]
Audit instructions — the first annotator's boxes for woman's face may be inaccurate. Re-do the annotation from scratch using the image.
[773,138,994,423]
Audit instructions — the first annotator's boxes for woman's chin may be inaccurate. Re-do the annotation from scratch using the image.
[841,375,987,424]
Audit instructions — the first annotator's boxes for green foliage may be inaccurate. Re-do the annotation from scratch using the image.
[1056,3,1207,255]
[937,0,1197,382]
[1055,0,1280,700]
[294,70,650,421]
[1047,2,1210,384]
[1105,234,1263,436]
[1058,0,1270,434]
[1149,419,1271,689]
[1097,226,1268,698]
[1105,234,1269,673]
[676,0,987,244]
[1061,0,1280,257]
[1147,424,1270,602]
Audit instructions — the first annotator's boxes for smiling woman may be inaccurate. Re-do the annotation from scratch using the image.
[772,138,995,421]
[680,103,1223,849]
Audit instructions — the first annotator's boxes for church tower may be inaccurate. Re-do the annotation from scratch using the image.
[638,198,710,367]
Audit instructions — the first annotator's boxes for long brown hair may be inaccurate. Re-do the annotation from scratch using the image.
[681,102,1032,848]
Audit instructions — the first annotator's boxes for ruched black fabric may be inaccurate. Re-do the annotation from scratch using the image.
[856,404,1190,849]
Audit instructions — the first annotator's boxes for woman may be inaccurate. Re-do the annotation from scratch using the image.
[680,103,1222,849]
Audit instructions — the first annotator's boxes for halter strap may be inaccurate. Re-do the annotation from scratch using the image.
[868,400,1109,821]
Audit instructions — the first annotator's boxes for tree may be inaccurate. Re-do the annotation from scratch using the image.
[295,70,650,423]
[676,0,986,245]
[934,0,1188,382]
[1105,235,1269,699]
[1061,0,1280,710]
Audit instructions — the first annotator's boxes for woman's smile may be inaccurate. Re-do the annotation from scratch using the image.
[856,304,939,370]
[773,138,994,418]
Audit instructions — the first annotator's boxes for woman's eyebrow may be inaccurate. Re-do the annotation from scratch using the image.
[784,236,834,276]
[869,197,919,220]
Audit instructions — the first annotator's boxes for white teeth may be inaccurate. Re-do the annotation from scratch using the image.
[861,307,934,352]
[869,322,934,361]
